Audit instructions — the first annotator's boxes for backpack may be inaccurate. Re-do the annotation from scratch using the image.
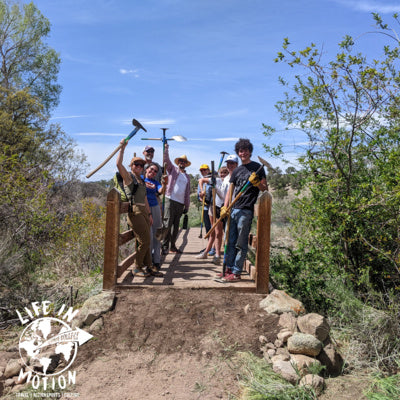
[113,172,138,204]
[204,184,213,206]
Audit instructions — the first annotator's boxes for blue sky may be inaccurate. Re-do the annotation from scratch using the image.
[31,0,400,180]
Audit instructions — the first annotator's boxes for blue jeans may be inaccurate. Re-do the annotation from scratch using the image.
[225,208,253,275]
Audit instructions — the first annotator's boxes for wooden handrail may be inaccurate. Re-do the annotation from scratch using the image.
[103,188,136,290]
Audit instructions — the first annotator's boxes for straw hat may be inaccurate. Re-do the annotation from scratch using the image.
[130,156,146,167]
[174,155,191,167]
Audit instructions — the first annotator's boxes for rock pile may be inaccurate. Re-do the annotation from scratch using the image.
[259,289,344,394]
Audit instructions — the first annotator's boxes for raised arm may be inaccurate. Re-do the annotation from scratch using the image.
[116,139,133,185]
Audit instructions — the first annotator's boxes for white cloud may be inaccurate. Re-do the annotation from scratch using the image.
[119,68,139,77]
[335,0,400,13]
[189,137,239,142]
[50,115,90,120]
[76,132,123,136]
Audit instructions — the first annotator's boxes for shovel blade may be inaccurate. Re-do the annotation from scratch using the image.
[155,226,167,241]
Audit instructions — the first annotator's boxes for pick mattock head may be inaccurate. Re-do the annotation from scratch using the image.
[132,118,147,132]
[258,156,277,173]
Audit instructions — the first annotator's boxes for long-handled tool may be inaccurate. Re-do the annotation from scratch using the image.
[214,183,234,282]
[198,182,206,238]
[86,119,147,178]
[204,156,271,239]
[211,160,217,224]
[153,129,187,240]
[141,135,187,143]
[217,151,229,170]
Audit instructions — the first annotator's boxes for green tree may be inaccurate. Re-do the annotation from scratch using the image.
[0,0,88,310]
[0,0,61,113]
[265,14,400,299]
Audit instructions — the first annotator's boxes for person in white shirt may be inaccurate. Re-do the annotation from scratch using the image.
[161,143,191,254]
[196,154,238,264]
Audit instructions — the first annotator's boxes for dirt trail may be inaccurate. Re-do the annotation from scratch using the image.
[72,289,370,400]
[74,289,278,399]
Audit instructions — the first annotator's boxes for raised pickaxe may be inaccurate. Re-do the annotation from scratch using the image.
[204,156,271,239]
[86,119,147,178]
[217,151,229,170]
[153,128,187,241]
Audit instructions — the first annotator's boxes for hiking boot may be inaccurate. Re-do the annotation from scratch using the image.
[153,263,161,271]
[221,273,241,282]
[147,266,164,277]
[208,248,216,256]
[212,256,221,265]
[133,267,150,277]
[195,251,207,259]
[217,268,232,278]
[161,247,169,255]
[170,246,182,254]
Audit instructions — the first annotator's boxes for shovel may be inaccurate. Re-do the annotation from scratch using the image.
[155,162,168,241]
[149,128,187,241]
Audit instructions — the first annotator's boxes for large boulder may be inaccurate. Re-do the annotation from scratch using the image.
[260,290,305,316]
[72,291,115,329]
[287,333,323,357]
[297,313,330,342]
[317,343,344,377]
[4,359,21,378]
[299,374,325,395]
[272,360,299,384]
[278,312,298,332]
[290,354,321,376]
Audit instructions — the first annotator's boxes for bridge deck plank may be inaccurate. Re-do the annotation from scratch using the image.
[116,227,256,291]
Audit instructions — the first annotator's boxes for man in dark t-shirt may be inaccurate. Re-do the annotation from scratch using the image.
[221,138,268,282]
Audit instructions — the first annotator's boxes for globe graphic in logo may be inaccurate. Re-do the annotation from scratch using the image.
[19,317,78,376]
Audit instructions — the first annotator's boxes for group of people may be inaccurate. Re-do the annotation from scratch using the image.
[116,137,267,282]
[116,139,191,278]
[195,138,267,282]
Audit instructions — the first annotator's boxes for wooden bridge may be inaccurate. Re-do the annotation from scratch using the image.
[103,188,272,293]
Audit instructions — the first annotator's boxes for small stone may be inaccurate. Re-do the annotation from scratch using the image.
[259,335,268,344]
[299,374,325,395]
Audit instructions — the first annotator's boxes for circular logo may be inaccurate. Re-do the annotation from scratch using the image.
[19,317,78,376]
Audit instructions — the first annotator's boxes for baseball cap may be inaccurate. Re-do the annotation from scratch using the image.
[225,154,239,163]
[144,145,154,152]
[199,164,210,170]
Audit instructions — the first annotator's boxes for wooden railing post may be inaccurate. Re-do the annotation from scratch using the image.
[103,188,121,290]
[255,191,272,294]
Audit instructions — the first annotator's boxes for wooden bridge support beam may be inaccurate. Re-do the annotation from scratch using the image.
[255,191,272,294]
[103,189,121,290]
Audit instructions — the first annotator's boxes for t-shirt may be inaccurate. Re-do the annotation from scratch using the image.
[144,177,162,207]
[169,172,188,205]
[230,161,266,211]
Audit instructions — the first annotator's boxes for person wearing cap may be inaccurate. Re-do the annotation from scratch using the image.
[143,145,163,183]
[197,164,212,237]
[161,143,191,254]
[221,139,268,282]
[117,139,159,277]
[196,155,238,264]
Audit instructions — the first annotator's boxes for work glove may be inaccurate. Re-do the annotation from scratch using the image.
[161,174,168,185]
[182,208,188,214]
[220,206,230,220]
[249,172,261,187]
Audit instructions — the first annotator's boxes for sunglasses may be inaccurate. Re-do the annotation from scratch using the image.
[178,159,187,163]
[145,149,154,153]
[133,162,145,167]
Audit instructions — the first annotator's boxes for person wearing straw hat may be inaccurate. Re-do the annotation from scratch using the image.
[161,143,191,254]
